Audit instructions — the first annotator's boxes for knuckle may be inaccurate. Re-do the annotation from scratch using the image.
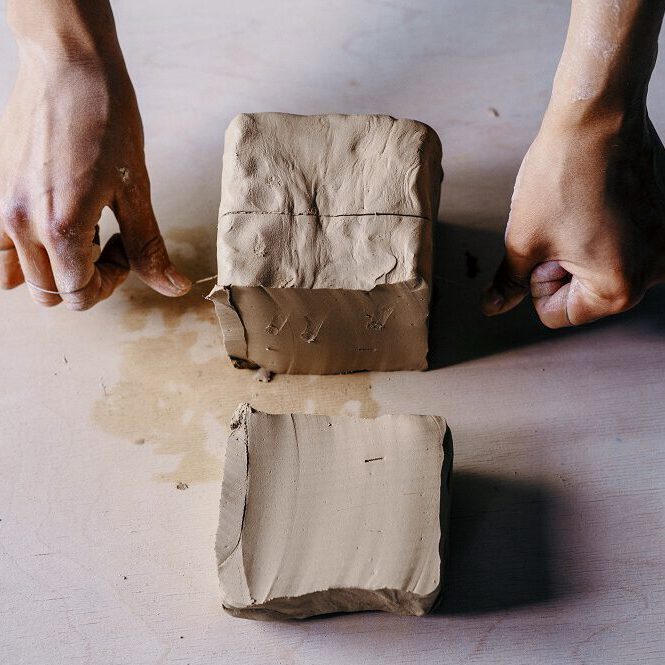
[608,291,633,314]
[504,234,534,260]
[604,273,637,313]
[0,195,22,217]
[44,215,78,246]
[2,209,26,238]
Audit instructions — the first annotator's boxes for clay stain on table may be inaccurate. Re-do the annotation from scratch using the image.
[92,227,379,486]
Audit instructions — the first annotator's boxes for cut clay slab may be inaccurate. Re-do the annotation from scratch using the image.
[208,112,443,374]
[216,404,453,620]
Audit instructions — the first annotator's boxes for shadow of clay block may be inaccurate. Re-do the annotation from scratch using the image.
[209,113,443,374]
[216,403,453,620]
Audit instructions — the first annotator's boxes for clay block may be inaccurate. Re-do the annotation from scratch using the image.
[209,113,443,374]
[216,404,453,620]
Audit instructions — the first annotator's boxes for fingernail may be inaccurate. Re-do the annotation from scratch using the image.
[481,286,504,315]
[165,265,192,293]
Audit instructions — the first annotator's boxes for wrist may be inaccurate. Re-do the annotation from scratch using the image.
[544,83,647,135]
[548,48,651,126]
[8,0,122,66]
[545,0,663,136]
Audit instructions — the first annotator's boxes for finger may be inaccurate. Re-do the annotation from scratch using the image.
[531,280,573,328]
[113,172,191,297]
[46,232,130,311]
[481,250,538,316]
[0,228,24,289]
[42,210,128,310]
[92,223,101,262]
[13,238,62,307]
[533,275,631,328]
[530,261,570,299]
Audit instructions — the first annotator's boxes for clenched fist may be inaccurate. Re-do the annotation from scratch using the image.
[483,0,665,328]
[482,109,665,327]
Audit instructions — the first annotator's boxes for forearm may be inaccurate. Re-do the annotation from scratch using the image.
[7,0,122,63]
[550,0,665,122]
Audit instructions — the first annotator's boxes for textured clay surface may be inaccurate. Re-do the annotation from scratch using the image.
[216,403,453,620]
[209,113,443,374]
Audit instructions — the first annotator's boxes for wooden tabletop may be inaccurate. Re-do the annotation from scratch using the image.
[2,1,664,663]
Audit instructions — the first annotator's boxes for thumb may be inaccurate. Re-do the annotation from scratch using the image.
[481,248,537,316]
[114,181,191,297]
[533,266,634,328]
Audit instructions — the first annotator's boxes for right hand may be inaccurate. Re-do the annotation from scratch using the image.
[482,106,665,328]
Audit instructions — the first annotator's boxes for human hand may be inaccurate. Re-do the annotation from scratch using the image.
[482,107,665,328]
[0,7,191,309]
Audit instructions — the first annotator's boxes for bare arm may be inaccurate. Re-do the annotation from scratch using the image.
[483,0,665,327]
[0,0,191,310]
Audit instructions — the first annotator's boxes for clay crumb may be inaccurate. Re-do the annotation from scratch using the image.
[176,482,189,491]
[488,107,500,117]
[134,438,145,445]
[255,367,273,383]
[117,166,131,184]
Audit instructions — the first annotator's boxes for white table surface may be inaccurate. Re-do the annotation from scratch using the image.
[1,1,665,663]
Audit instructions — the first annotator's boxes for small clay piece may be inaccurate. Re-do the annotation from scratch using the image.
[209,113,443,374]
[215,403,453,620]
[254,367,273,383]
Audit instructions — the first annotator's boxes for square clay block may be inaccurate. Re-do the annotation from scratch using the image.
[208,113,443,374]
[216,403,453,620]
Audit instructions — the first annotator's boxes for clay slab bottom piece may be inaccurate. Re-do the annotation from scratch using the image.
[216,404,453,620]
[209,112,443,374]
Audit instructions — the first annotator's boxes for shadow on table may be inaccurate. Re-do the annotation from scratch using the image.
[434,470,558,615]
[428,219,572,368]
[428,219,665,368]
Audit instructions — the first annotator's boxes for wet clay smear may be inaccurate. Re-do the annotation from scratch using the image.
[93,226,379,487]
